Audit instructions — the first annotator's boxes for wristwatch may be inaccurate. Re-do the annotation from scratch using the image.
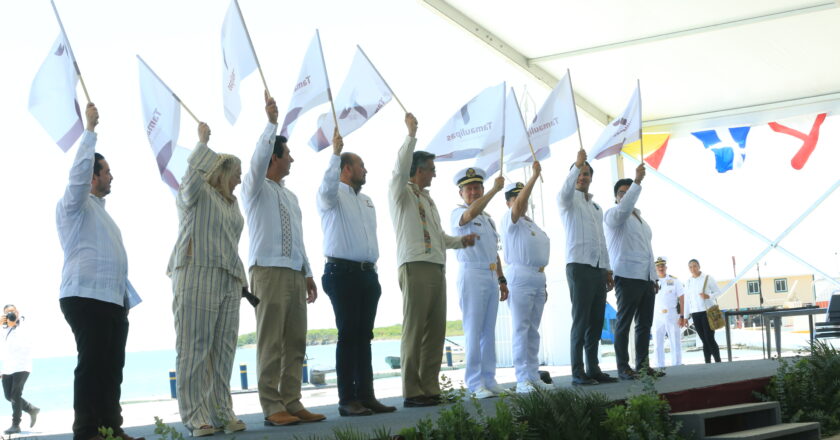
[498,276,507,285]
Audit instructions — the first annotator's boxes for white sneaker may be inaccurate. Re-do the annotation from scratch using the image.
[473,386,496,399]
[516,381,536,393]
[532,380,554,391]
[486,383,508,394]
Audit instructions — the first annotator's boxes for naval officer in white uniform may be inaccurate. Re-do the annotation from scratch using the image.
[653,257,684,368]
[501,162,552,393]
[450,167,509,399]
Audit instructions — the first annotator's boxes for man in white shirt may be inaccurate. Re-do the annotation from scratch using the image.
[557,149,616,386]
[56,103,144,440]
[1,305,38,434]
[389,113,476,407]
[241,94,324,427]
[317,129,395,417]
[604,165,660,380]
[653,257,684,367]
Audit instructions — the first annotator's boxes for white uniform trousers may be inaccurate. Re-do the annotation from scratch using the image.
[457,264,500,392]
[172,266,241,430]
[507,265,547,384]
[653,314,682,367]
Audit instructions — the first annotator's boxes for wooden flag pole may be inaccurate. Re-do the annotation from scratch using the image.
[637,79,644,162]
[233,0,270,95]
[499,82,506,175]
[510,87,542,182]
[137,55,200,123]
[50,0,90,102]
[356,45,407,113]
[315,30,340,134]
[567,69,585,152]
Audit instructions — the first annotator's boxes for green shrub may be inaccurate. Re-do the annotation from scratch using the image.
[755,340,840,436]
[510,387,612,439]
[601,374,683,440]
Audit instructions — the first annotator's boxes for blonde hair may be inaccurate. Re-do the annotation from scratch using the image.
[207,154,241,203]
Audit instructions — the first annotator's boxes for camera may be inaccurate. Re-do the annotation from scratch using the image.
[5,312,16,322]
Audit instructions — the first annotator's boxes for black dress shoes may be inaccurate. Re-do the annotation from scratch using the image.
[403,395,438,407]
[571,375,598,386]
[360,398,397,413]
[590,372,618,383]
[338,401,374,417]
[619,369,638,380]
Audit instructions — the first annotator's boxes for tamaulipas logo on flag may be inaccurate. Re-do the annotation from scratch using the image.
[425,82,505,161]
[473,89,526,176]
[590,84,641,160]
[280,31,330,140]
[138,57,190,193]
[221,0,258,125]
[307,46,392,151]
[29,32,83,152]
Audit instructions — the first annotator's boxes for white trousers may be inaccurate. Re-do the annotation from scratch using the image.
[653,316,682,367]
[507,266,547,384]
[457,266,500,392]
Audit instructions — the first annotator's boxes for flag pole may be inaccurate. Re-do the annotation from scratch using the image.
[315,30,340,134]
[567,69,585,152]
[137,55,200,123]
[233,0,270,95]
[510,87,543,182]
[50,0,90,102]
[499,82,506,174]
[637,79,644,162]
[356,45,407,113]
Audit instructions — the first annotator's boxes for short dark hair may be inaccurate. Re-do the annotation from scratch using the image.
[410,151,435,177]
[613,178,633,197]
[273,135,288,159]
[688,259,700,266]
[94,153,105,176]
[505,191,518,202]
[339,152,356,172]
[569,160,594,177]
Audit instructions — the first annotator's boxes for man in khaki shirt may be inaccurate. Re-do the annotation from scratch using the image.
[388,113,476,407]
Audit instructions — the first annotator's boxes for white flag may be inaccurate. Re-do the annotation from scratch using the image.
[138,56,190,193]
[473,89,527,175]
[590,84,641,159]
[424,82,505,161]
[28,32,83,152]
[280,32,330,139]
[221,0,258,125]
[308,47,392,151]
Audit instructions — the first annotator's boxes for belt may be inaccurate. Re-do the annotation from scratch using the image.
[326,257,376,271]
[511,264,545,273]
[461,262,497,271]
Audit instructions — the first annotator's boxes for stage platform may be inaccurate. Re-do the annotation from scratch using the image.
[26,358,782,440]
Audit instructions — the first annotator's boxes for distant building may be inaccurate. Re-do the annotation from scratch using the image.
[716,274,816,310]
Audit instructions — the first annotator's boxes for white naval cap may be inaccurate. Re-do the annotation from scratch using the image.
[504,181,525,196]
[655,256,668,265]
[453,167,486,187]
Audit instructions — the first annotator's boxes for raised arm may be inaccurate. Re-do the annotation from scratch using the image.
[511,161,541,223]
[559,149,587,208]
[389,113,418,201]
[604,183,641,227]
[242,91,278,203]
[459,176,504,226]
[317,128,343,212]
[179,122,218,208]
[59,103,99,214]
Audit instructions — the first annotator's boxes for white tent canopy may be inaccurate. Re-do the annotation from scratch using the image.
[421,0,840,133]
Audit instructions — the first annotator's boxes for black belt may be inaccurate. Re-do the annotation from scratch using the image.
[326,257,376,271]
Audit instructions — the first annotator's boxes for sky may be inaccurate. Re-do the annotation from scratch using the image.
[1,0,839,359]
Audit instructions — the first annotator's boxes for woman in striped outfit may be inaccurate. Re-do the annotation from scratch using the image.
[168,122,247,437]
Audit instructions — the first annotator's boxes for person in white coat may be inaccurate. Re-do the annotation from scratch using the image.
[1,305,38,434]
[450,167,509,399]
[501,162,552,394]
[653,257,684,367]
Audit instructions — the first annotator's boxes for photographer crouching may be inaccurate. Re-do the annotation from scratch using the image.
[1,305,38,434]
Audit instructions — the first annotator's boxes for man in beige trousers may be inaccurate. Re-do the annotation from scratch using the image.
[241,94,325,427]
[388,113,476,407]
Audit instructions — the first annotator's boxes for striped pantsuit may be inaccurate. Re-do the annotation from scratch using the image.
[172,266,241,430]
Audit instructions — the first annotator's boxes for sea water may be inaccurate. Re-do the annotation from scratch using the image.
[14,336,464,413]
